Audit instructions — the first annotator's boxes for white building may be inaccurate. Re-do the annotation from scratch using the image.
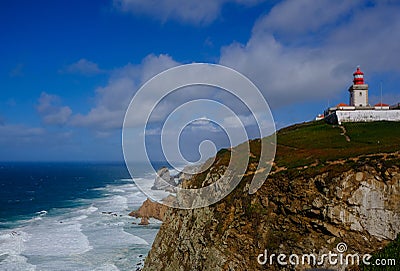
[324,67,400,125]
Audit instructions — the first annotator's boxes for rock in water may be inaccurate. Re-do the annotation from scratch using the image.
[129,198,168,223]
[151,167,174,190]
[139,217,149,225]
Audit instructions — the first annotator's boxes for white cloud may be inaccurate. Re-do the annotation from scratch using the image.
[254,0,361,38]
[323,3,400,72]
[70,54,180,130]
[0,124,45,144]
[223,114,256,128]
[0,122,79,161]
[220,35,345,108]
[113,0,265,25]
[62,59,103,75]
[37,92,72,125]
[145,127,161,136]
[219,0,400,108]
[189,118,221,132]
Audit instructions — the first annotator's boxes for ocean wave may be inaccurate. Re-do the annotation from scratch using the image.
[0,175,159,270]
[35,210,48,216]
[0,254,36,271]
[94,263,120,271]
[111,188,126,193]
[0,230,36,270]
[23,221,92,257]
[78,206,98,215]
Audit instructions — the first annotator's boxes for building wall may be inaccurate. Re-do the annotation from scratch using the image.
[326,110,400,125]
[349,84,368,107]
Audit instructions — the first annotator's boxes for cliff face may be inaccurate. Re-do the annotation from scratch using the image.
[142,122,400,271]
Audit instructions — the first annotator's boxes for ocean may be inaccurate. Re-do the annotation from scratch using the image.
[0,162,168,271]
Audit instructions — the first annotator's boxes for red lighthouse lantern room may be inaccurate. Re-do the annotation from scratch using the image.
[353,66,365,85]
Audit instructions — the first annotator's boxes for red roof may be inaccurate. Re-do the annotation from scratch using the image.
[374,103,389,106]
[337,103,349,107]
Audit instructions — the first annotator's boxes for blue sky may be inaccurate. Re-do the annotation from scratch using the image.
[1,0,400,161]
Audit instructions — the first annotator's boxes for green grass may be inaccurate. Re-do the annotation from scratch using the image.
[360,234,399,271]
[344,122,400,147]
[278,120,346,149]
[188,120,400,187]
[273,121,400,168]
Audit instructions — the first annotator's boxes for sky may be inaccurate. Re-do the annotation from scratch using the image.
[1,0,400,162]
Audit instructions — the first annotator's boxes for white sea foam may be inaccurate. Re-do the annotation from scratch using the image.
[30,216,42,222]
[0,254,36,271]
[119,178,134,182]
[0,231,36,270]
[120,189,147,207]
[94,263,120,271]
[78,206,98,215]
[84,224,148,248]
[35,210,47,216]
[112,188,126,193]
[23,221,92,257]
[0,179,160,270]
[68,214,88,221]
[0,230,28,256]
[97,195,129,213]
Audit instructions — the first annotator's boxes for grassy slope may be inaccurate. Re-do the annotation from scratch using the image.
[274,121,400,168]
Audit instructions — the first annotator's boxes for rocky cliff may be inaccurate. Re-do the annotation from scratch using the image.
[142,121,400,271]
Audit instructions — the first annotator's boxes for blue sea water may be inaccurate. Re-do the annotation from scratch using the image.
[0,162,168,271]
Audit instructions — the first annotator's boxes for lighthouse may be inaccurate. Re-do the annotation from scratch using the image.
[348,66,368,107]
[323,66,400,125]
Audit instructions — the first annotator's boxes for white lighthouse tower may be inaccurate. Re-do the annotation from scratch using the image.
[348,66,368,107]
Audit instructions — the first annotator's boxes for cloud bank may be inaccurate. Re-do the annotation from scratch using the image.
[37,92,72,125]
[61,59,104,76]
[219,0,400,108]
